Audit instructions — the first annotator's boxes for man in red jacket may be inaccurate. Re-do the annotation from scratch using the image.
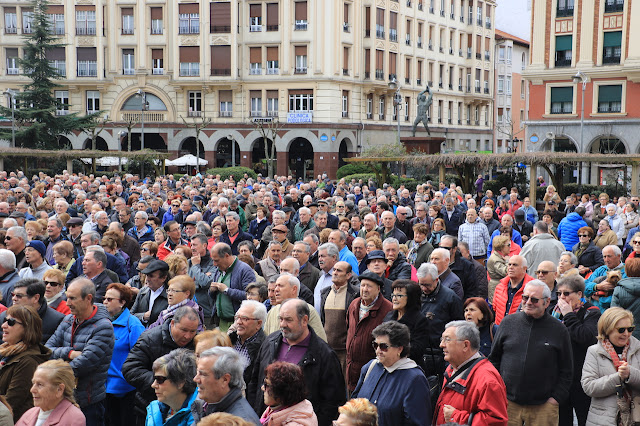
[434,320,508,425]
[493,255,534,325]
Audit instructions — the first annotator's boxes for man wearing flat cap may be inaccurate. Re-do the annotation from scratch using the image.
[364,250,393,300]
[345,270,393,392]
[130,259,169,326]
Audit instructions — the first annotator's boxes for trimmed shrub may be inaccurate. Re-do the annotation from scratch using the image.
[205,166,257,180]
[336,163,380,179]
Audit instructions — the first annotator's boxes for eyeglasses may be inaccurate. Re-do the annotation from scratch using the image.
[166,288,186,294]
[10,292,27,299]
[2,317,22,327]
[578,234,590,238]
[372,341,392,351]
[234,315,258,322]
[44,281,60,286]
[103,297,122,303]
[262,380,272,390]
[4,236,12,241]
[633,241,640,245]
[556,290,576,297]
[536,270,553,275]
[439,246,453,250]
[521,295,546,304]
[440,336,462,344]
[391,294,407,299]
[141,248,150,252]
[153,375,168,385]
[618,326,636,334]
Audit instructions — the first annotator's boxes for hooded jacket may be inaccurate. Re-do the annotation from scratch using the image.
[557,212,588,250]
[45,304,115,408]
[612,277,640,340]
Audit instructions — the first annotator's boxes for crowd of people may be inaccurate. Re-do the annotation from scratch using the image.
[0,169,637,425]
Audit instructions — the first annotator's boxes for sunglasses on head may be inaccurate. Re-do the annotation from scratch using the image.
[372,342,392,351]
[618,326,636,334]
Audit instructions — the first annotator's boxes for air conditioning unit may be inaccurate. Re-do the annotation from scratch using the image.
[546,132,555,140]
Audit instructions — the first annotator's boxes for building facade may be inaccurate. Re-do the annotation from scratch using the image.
[493,29,529,154]
[1,0,495,178]
[524,0,638,185]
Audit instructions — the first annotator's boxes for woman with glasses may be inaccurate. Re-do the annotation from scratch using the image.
[582,307,640,425]
[141,241,158,259]
[351,321,431,426]
[147,349,198,426]
[41,269,70,315]
[573,226,604,277]
[103,283,145,426]
[613,258,640,342]
[259,362,317,425]
[551,275,600,426]
[427,218,446,249]
[51,241,75,276]
[148,275,204,332]
[0,305,51,423]
[383,280,429,372]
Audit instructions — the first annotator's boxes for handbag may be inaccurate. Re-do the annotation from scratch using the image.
[616,383,640,426]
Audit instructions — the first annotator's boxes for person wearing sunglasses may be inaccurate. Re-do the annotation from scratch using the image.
[572,226,604,277]
[549,274,600,426]
[351,320,431,426]
[489,280,573,426]
[582,307,640,425]
[147,349,198,426]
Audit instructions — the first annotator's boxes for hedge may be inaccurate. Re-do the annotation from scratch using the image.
[205,166,257,180]
[336,163,380,179]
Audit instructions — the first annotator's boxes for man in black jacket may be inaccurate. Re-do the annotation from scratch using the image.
[440,235,480,299]
[229,300,267,387]
[489,280,573,425]
[248,299,346,426]
[122,306,198,426]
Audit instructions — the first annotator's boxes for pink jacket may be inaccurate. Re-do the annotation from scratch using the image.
[262,400,318,426]
[16,399,86,426]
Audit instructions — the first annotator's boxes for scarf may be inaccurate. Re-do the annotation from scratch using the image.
[45,291,63,306]
[552,298,585,319]
[574,242,589,259]
[0,341,28,370]
[407,240,425,265]
[603,338,632,401]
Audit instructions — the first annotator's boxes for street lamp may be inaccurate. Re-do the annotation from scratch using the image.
[227,135,236,167]
[3,89,16,148]
[388,78,402,145]
[135,89,149,178]
[572,70,588,192]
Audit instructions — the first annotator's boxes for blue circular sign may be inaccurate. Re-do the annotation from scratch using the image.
[320,134,328,142]
[530,135,539,143]
[331,135,336,142]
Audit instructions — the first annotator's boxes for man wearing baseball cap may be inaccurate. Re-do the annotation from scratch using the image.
[19,240,52,280]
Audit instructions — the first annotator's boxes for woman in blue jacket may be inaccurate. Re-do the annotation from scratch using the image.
[352,321,431,426]
[147,349,198,426]
[103,283,146,426]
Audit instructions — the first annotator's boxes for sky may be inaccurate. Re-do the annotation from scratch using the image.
[496,0,531,41]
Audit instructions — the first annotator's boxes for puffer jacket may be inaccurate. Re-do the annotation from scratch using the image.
[581,337,640,426]
[612,277,640,340]
[493,274,535,325]
[188,253,216,319]
[557,212,588,250]
[45,304,115,408]
[261,399,318,426]
[145,389,197,426]
[128,224,155,244]
[386,253,412,283]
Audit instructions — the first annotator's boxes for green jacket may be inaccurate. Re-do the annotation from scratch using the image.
[294,219,316,242]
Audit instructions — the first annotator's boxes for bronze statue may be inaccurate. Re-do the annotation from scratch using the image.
[412,86,433,137]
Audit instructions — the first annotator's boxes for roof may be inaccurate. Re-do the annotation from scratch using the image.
[495,29,530,47]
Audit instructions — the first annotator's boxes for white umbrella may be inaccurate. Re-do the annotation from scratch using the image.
[170,154,208,166]
[80,157,128,166]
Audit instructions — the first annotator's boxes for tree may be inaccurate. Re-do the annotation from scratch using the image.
[251,118,284,179]
[181,114,212,173]
[0,0,98,149]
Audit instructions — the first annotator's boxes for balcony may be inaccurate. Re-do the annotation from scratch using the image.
[389,73,397,80]
[5,27,17,34]
[250,111,262,117]
[295,21,308,30]
[343,69,349,76]
[76,27,96,35]
[475,86,481,93]
[440,10,445,16]
[428,41,433,50]
[375,69,384,80]
[342,111,349,118]
[122,27,134,35]
[450,12,455,19]
[295,66,308,74]
[466,119,471,124]
[556,7,574,16]
[188,111,202,117]
[486,19,491,29]
[467,48,472,58]
[6,68,19,75]
[211,69,231,76]
[458,84,462,91]
[485,52,490,61]
[267,25,279,31]
[121,112,165,122]
[437,118,442,123]
[250,25,262,32]
[364,71,370,79]
[365,29,370,37]
[459,49,463,57]
[152,68,164,75]
[418,2,423,10]
[219,111,232,117]
[429,7,434,13]
[378,113,385,120]
[448,83,453,90]
[598,105,622,113]
[407,0,412,6]
[343,23,350,32]
[249,67,262,75]
[267,68,279,75]
[477,18,482,26]
[417,78,422,85]
[376,29,385,39]
[428,80,433,87]
[460,15,464,22]
[603,55,621,64]
[390,30,398,42]
[405,77,410,84]
[267,110,278,117]
[438,81,443,88]
[449,47,453,54]
[476,53,481,59]
[555,57,572,67]
[439,46,444,53]
[484,88,490,94]
[123,68,135,75]
[406,36,411,45]
[605,1,624,13]
[211,25,231,33]
[55,110,69,116]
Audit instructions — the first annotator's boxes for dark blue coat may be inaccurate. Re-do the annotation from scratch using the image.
[65,252,128,286]
[248,218,270,241]
[441,207,464,236]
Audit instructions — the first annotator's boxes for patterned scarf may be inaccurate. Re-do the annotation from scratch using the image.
[603,338,630,371]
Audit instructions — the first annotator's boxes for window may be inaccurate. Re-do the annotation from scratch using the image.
[498,46,505,62]
[367,95,373,119]
[6,48,18,75]
[266,3,278,31]
[605,0,624,13]
[77,47,97,76]
[550,86,573,114]
[250,4,262,31]
[342,91,348,118]
[250,47,262,74]
[122,8,134,35]
[557,0,574,16]
[378,96,385,120]
[343,47,350,75]
[376,8,384,39]
[294,46,307,74]
[289,91,313,112]
[603,31,622,64]
[152,49,163,75]
[22,10,33,34]
[295,1,308,30]
[267,47,279,74]
[46,47,65,77]
[555,35,572,67]
[189,91,202,117]
[210,2,231,33]
[506,46,512,63]
[151,7,163,34]
[179,4,199,34]
[405,97,410,121]
[123,49,134,75]
[4,9,17,34]
[598,85,622,113]
[375,50,384,80]
[47,12,65,35]
[55,91,69,116]
[521,52,527,71]
[179,47,200,76]
[476,3,482,25]
[506,76,512,94]
[76,9,96,35]
[211,45,231,76]
[389,12,397,42]
[344,3,350,32]
[87,91,100,114]
[521,83,526,99]
[267,90,278,116]
[219,90,233,117]
[365,6,371,37]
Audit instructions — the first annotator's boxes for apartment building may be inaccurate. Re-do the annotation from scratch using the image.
[524,0,638,185]
[1,0,495,178]
[493,29,529,154]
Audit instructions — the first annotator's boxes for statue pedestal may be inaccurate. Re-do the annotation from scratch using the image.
[401,137,445,154]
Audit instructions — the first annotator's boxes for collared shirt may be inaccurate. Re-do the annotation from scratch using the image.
[277,331,311,364]
[148,286,165,313]
[359,294,379,321]
[505,278,525,314]
[234,331,260,370]
[314,268,334,313]
[458,220,491,257]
